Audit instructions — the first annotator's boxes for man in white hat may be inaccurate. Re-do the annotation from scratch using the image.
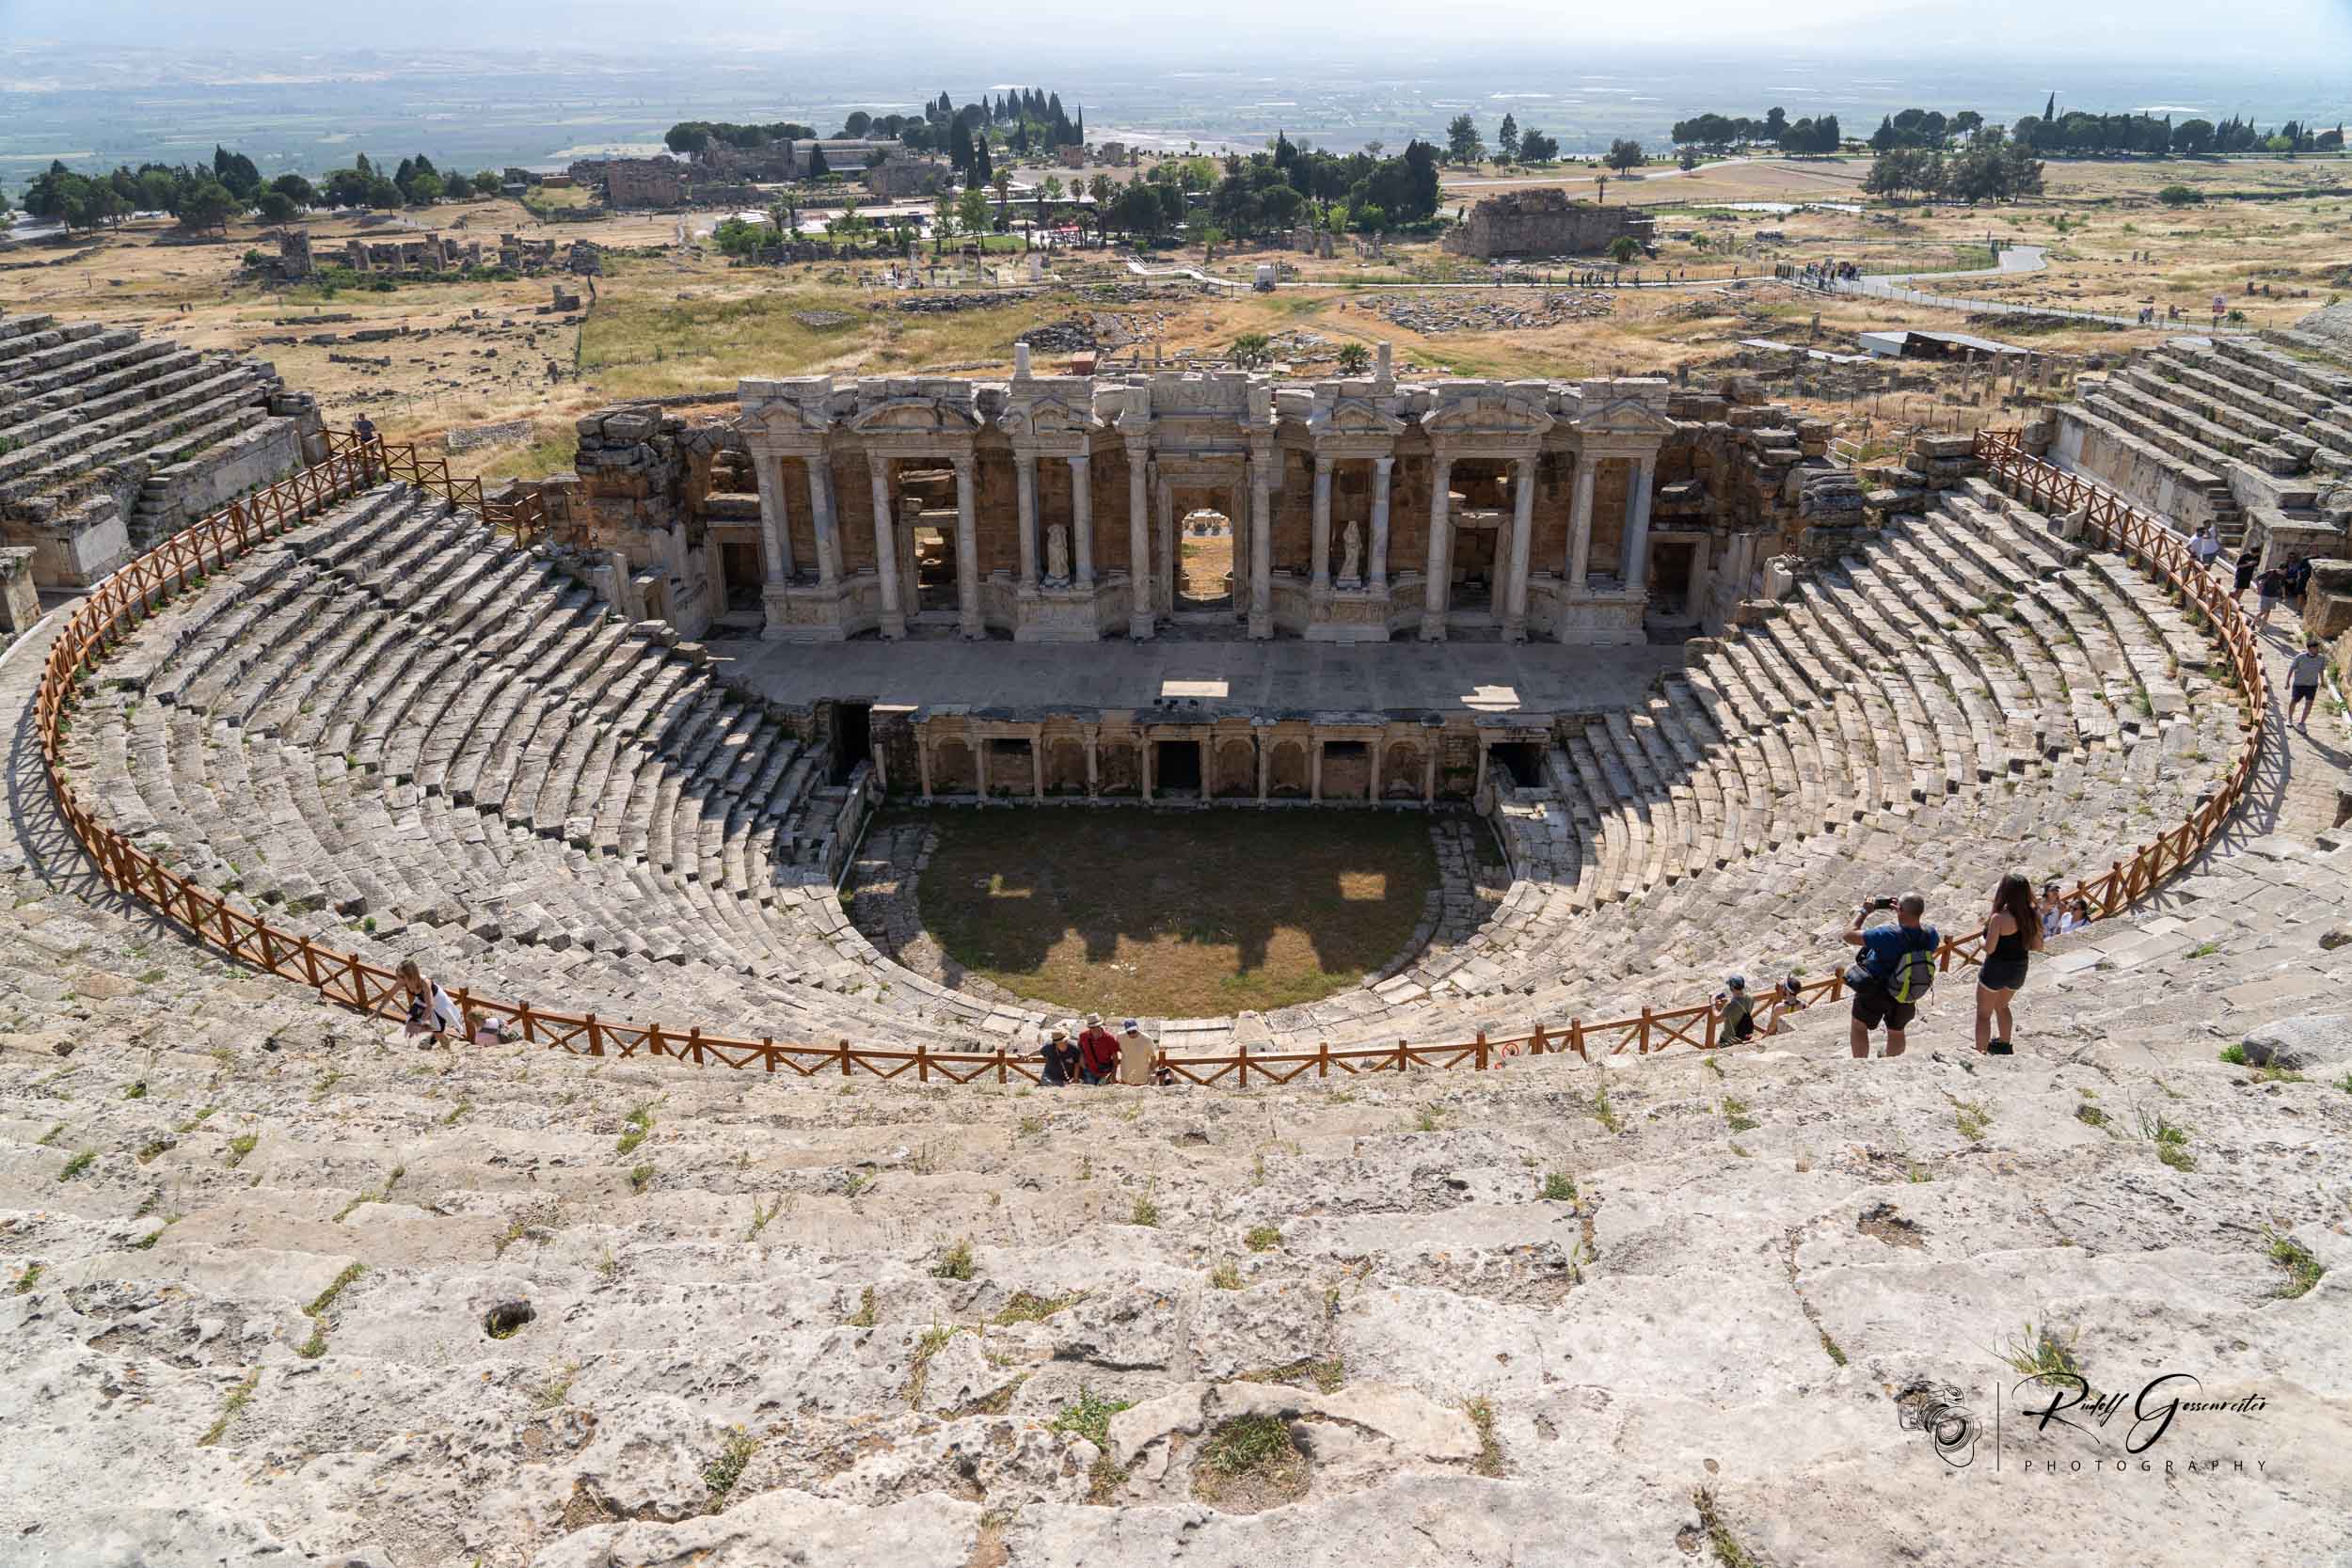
[1117,1017,1155,1085]
[1077,1012,1120,1085]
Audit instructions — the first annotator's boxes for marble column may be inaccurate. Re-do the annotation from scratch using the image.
[1503,454,1536,641]
[1567,458,1596,591]
[1248,452,1274,639]
[1028,725,1045,800]
[1125,441,1152,639]
[1369,455,1393,590]
[1069,453,1095,587]
[807,455,840,588]
[1624,452,1656,594]
[1310,455,1334,590]
[1310,738,1323,802]
[1421,453,1454,641]
[953,455,982,639]
[866,454,904,638]
[758,452,793,582]
[1014,452,1039,588]
[976,735,992,798]
[1154,475,1175,617]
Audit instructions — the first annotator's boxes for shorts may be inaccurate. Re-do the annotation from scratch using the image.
[1851,987,1917,1033]
[1979,957,2030,993]
[2292,683,2318,703]
[2259,594,2280,611]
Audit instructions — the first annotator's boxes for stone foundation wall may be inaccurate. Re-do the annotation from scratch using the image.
[2051,408,2222,537]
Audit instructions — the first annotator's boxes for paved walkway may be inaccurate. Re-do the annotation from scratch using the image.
[709,633,1685,717]
[1803,245,2202,331]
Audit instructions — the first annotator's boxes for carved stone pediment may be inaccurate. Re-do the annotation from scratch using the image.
[999,394,1097,440]
[1420,392,1554,445]
[1574,395,1676,437]
[848,397,980,436]
[1309,397,1407,442]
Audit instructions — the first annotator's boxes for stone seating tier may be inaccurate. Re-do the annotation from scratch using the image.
[62,469,2246,1061]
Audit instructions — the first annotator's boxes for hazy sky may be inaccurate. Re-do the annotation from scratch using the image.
[6,0,2348,61]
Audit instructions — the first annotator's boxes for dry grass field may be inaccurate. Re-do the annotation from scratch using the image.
[900,807,1440,1017]
[3,152,2340,489]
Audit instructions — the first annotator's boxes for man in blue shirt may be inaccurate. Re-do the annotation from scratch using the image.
[1843,893,1940,1059]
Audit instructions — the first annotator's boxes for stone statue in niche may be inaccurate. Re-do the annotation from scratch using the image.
[1338,520,1362,587]
[1045,523,1071,584]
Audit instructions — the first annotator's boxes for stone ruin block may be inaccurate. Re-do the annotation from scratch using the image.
[0,546,38,634]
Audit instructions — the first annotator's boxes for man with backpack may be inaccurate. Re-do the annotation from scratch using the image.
[1843,894,1941,1059]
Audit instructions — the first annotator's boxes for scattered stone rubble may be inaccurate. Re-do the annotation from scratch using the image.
[1365,290,1616,335]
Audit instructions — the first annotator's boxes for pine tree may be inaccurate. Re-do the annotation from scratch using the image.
[807,142,829,180]
[1498,113,1519,162]
[2043,91,2057,122]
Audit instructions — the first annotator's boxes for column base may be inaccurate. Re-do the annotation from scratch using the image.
[1420,614,1450,641]
[1127,614,1155,641]
[880,613,907,640]
[1502,617,1528,643]
[760,579,866,641]
[1248,610,1274,640]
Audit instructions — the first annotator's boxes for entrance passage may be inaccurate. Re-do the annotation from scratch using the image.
[1488,741,1545,790]
[720,540,763,612]
[911,524,957,615]
[832,702,871,785]
[1155,739,1202,794]
[1177,510,1234,610]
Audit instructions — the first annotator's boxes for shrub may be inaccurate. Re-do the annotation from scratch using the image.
[932,1238,977,1281]
[1540,1172,1577,1202]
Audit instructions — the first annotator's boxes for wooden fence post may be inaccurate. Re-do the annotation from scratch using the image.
[1475,1030,1488,1070]
[1316,1040,1329,1079]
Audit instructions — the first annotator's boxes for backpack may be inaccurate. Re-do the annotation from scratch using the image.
[1885,934,1939,1005]
[1846,928,1939,1003]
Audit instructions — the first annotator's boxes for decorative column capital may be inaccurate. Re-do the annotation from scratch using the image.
[1374,454,1394,474]
[1314,453,1334,476]
[952,453,977,479]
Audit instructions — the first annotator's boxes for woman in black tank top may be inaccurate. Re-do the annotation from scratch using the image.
[1976,873,2042,1055]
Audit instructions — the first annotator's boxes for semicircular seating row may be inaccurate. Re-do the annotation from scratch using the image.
[65,471,2242,1059]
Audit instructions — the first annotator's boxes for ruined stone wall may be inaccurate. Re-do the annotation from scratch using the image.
[1442,192,1646,260]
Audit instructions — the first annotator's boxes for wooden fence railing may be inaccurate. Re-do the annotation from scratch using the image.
[321,430,551,545]
[31,429,2265,1086]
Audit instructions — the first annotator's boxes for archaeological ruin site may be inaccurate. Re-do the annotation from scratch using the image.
[3,123,2351,1568]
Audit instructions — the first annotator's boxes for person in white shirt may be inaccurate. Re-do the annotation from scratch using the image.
[2286,641,2328,733]
[2189,524,2221,574]
[397,959,463,1045]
